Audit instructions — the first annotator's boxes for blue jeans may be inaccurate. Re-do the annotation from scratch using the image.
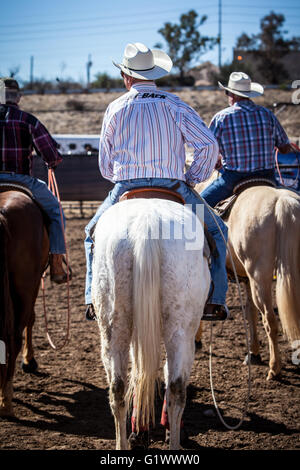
[84,178,228,306]
[200,168,276,207]
[0,173,66,253]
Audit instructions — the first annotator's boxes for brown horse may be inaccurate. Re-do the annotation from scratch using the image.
[196,175,300,380]
[0,190,49,417]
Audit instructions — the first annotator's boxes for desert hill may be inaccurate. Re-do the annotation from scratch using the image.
[21,88,299,141]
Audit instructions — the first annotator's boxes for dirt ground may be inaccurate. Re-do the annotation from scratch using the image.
[0,213,299,452]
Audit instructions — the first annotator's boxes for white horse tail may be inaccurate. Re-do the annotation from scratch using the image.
[128,230,161,432]
[275,193,300,342]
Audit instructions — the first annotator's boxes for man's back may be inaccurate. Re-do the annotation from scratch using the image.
[210,100,289,172]
[0,104,61,174]
[99,82,218,184]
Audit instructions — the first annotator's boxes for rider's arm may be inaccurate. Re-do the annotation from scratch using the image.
[277,143,300,154]
[98,107,114,181]
[30,119,62,169]
[272,112,290,152]
[178,104,219,185]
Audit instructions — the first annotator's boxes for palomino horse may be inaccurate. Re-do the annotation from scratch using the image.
[91,198,210,450]
[0,190,49,417]
[196,175,300,380]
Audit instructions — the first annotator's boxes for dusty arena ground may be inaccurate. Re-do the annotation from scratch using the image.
[0,89,299,454]
[0,213,299,452]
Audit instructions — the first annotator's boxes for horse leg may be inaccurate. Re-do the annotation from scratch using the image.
[0,379,14,417]
[22,318,38,373]
[248,276,281,380]
[164,332,194,450]
[195,321,203,349]
[99,323,130,450]
[243,283,263,365]
[0,333,22,417]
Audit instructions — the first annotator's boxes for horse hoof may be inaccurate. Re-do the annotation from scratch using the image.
[165,427,189,444]
[243,353,263,365]
[0,406,15,418]
[21,358,38,374]
[128,431,149,450]
[267,370,281,381]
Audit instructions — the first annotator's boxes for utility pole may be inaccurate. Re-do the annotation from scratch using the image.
[86,54,93,87]
[218,0,222,68]
[30,56,34,85]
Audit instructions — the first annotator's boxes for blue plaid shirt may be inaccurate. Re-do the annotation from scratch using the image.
[209,99,289,172]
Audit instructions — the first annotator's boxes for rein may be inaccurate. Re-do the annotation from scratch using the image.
[41,169,71,350]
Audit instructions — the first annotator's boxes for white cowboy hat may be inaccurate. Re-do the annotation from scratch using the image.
[218,72,264,98]
[113,42,172,80]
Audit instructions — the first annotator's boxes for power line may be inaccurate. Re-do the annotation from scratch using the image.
[0,5,218,28]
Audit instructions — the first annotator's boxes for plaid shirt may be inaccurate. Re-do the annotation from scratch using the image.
[0,103,62,175]
[209,99,289,172]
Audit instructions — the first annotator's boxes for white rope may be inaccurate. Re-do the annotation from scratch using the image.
[200,194,252,430]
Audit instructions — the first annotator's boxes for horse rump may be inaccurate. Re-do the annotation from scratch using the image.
[275,193,300,343]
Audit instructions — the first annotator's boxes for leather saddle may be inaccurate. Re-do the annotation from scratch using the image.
[215,178,277,219]
[119,185,216,260]
[119,185,185,204]
[0,180,50,230]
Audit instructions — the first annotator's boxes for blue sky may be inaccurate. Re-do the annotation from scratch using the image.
[1,0,299,84]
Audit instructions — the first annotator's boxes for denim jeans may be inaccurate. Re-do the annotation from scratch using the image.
[200,168,276,208]
[0,173,66,253]
[84,178,228,306]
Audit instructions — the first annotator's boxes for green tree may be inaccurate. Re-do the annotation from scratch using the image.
[156,10,217,84]
[236,11,300,83]
[210,60,253,87]
[91,72,123,90]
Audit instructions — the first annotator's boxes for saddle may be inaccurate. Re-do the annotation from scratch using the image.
[119,185,216,260]
[0,180,50,230]
[215,178,277,219]
[119,185,185,205]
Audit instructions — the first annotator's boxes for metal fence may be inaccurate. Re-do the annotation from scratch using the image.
[32,153,113,201]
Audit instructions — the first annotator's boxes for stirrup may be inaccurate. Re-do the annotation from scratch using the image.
[202,304,229,321]
[85,304,96,321]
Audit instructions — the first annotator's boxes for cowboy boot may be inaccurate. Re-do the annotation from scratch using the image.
[49,254,71,284]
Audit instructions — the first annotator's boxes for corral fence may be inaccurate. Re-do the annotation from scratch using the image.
[32,153,113,217]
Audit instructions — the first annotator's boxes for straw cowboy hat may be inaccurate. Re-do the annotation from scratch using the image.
[218,72,264,98]
[113,42,172,80]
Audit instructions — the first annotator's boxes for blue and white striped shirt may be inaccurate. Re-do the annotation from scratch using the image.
[209,99,289,172]
[99,82,218,184]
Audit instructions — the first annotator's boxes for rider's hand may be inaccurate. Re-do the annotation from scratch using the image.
[215,159,223,171]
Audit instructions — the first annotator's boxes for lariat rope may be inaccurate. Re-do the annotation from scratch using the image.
[275,143,300,188]
[194,190,252,431]
[41,168,71,350]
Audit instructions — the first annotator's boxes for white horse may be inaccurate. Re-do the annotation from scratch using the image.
[91,198,210,450]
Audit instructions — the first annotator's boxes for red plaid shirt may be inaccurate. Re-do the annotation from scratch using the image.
[0,103,62,175]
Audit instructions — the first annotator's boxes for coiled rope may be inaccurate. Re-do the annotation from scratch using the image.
[275,144,300,189]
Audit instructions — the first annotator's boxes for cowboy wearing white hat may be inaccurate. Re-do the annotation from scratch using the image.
[218,71,264,98]
[84,41,229,329]
[200,71,295,207]
[112,42,172,80]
